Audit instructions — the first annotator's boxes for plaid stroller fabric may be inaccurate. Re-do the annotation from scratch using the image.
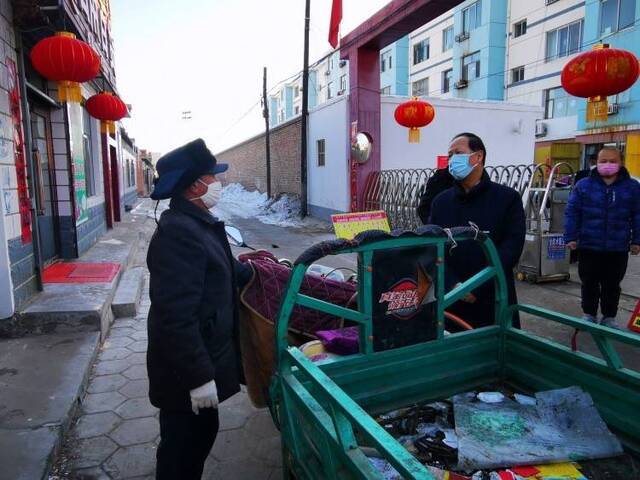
[238,250,356,334]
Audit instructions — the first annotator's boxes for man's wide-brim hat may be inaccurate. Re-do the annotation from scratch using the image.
[150,138,228,200]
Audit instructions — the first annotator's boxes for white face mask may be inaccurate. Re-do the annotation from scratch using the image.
[196,179,222,208]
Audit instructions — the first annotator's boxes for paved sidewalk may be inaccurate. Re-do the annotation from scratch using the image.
[54,272,282,480]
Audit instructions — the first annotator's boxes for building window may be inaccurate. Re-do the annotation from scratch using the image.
[381,86,391,95]
[327,81,334,99]
[412,78,429,96]
[546,20,583,61]
[381,51,393,71]
[82,106,96,197]
[340,74,347,92]
[442,69,453,93]
[295,105,300,115]
[413,39,430,65]
[514,19,527,37]
[328,56,334,72]
[294,86,300,98]
[462,51,481,80]
[600,0,635,35]
[317,139,326,167]
[462,1,482,34]
[442,26,454,51]
[544,87,579,118]
[511,66,525,84]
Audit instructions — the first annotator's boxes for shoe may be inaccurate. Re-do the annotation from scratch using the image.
[600,317,620,329]
[581,314,598,324]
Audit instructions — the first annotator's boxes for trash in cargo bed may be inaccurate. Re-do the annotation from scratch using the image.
[368,386,634,479]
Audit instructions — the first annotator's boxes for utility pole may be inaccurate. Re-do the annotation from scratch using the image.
[300,0,310,217]
[262,67,272,198]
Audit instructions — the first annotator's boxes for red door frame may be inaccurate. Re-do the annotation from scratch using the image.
[340,0,462,210]
[101,131,113,228]
[110,144,121,222]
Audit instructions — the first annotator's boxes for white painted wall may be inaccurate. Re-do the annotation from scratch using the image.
[0,181,14,318]
[381,96,542,170]
[308,97,350,214]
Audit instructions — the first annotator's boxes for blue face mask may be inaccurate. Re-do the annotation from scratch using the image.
[448,153,477,180]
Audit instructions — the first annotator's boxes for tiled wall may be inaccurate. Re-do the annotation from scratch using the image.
[76,203,106,257]
[7,237,37,310]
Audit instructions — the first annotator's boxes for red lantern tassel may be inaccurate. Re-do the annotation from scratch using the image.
[408,127,420,143]
[100,120,116,134]
[587,95,608,122]
[57,80,82,103]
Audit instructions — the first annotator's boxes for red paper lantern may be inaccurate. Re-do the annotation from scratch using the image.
[394,97,435,143]
[561,44,639,122]
[85,92,129,134]
[30,32,101,103]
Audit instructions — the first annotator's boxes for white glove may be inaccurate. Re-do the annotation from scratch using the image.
[189,379,218,415]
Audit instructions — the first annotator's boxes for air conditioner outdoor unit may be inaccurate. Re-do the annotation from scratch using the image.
[339,60,347,68]
[535,121,548,137]
[454,79,468,89]
[455,32,470,42]
[607,103,619,115]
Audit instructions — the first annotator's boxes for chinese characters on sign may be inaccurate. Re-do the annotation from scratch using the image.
[6,58,32,244]
[331,210,390,240]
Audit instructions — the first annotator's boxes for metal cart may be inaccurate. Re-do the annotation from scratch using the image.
[517,162,575,283]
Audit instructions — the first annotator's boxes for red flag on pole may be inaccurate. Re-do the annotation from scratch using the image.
[328,0,342,48]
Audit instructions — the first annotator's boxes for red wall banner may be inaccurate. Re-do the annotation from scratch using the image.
[6,58,31,244]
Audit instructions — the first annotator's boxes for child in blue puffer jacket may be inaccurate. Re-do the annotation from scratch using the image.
[565,147,640,328]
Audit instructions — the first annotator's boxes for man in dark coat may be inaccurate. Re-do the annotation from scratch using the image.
[417,166,455,225]
[565,147,640,328]
[429,133,526,329]
[146,139,250,479]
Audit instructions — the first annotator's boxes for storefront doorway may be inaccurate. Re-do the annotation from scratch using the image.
[30,109,59,264]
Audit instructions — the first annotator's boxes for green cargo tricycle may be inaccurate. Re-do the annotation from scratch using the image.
[267,227,640,479]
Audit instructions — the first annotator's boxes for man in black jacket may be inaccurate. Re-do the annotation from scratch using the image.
[429,133,525,329]
[147,139,249,479]
[417,167,455,225]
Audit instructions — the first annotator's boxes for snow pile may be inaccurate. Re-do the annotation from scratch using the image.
[130,184,328,229]
[213,183,268,221]
[131,199,169,219]
[215,183,325,229]
[258,194,303,227]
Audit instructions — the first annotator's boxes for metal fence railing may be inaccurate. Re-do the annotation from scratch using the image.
[363,164,538,230]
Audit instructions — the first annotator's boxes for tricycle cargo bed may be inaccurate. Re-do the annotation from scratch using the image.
[269,228,640,479]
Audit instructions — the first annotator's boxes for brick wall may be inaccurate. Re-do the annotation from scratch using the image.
[216,117,302,195]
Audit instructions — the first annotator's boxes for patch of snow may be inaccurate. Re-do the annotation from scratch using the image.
[130,184,329,230]
[131,199,169,220]
[213,183,326,229]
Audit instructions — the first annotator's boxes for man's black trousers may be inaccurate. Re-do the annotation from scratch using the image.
[578,249,628,318]
[156,408,219,480]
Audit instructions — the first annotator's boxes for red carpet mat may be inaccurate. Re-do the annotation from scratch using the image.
[43,262,121,284]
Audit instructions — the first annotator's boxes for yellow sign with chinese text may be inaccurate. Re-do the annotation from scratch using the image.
[331,211,391,240]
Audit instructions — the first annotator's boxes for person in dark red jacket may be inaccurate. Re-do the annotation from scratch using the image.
[429,133,525,329]
[565,147,640,328]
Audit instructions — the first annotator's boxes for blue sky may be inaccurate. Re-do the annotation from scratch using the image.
[111,0,390,155]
